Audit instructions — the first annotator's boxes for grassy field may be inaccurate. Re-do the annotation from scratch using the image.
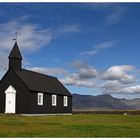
[0,114,140,137]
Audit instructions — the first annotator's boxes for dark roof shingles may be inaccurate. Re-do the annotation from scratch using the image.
[15,69,71,96]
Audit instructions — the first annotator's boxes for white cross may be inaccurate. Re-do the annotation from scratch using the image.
[13,32,17,41]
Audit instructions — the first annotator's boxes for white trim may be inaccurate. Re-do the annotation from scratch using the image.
[5,85,16,94]
[52,95,57,106]
[37,93,43,105]
[5,85,16,114]
[64,96,68,107]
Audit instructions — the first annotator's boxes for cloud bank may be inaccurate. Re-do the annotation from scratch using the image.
[0,19,81,74]
[81,41,115,56]
[25,56,140,98]
[26,62,140,97]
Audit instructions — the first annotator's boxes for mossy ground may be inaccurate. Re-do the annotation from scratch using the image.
[0,114,140,137]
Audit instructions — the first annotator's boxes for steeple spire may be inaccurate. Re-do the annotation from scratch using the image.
[8,41,22,60]
[8,41,22,70]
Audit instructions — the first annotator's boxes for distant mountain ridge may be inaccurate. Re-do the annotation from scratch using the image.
[72,93,140,110]
[121,98,140,110]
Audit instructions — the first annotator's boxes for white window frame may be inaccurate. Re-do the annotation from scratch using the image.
[64,96,68,107]
[52,95,57,106]
[37,93,43,105]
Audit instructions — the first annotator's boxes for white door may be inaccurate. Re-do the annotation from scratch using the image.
[5,85,16,113]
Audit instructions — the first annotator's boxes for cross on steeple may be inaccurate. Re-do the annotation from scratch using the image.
[13,32,17,41]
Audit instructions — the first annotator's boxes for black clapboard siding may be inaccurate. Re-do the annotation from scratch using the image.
[29,92,72,114]
[0,69,30,113]
[0,69,72,114]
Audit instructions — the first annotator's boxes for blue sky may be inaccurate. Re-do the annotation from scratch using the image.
[0,3,140,99]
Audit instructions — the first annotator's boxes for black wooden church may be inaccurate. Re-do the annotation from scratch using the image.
[0,42,72,115]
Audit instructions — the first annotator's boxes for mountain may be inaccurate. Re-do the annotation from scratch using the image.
[122,98,140,109]
[72,93,140,110]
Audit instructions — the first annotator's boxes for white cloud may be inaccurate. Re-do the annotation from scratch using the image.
[5,57,140,97]
[79,68,98,79]
[26,65,96,88]
[60,61,98,87]
[0,19,82,70]
[100,65,140,95]
[81,41,115,56]
[60,73,96,88]
[100,80,124,94]
[0,20,53,71]
[71,60,98,79]
[71,60,90,69]
[106,7,127,25]
[53,24,81,35]
[0,21,52,52]
[82,50,98,56]
[0,51,8,70]
[101,81,140,95]
[26,60,98,88]
[95,41,114,49]
[26,66,66,76]
[0,49,8,80]
[101,65,135,84]
[25,63,140,97]
[101,80,121,90]
[119,85,140,94]
[0,20,81,53]
[78,4,127,26]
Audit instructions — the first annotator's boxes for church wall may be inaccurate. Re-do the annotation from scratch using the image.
[0,69,30,113]
[0,69,72,114]
[29,91,72,114]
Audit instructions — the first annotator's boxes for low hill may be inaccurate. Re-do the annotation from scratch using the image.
[72,93,140,110]
[122,98,140,109]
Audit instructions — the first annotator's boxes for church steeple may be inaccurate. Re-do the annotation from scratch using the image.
[8,41,22,70]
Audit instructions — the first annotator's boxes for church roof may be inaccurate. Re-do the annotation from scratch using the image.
[15,69,72,96]
[8,42,22,59]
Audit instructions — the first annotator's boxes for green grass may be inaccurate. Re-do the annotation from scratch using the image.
[0,114,140,137]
